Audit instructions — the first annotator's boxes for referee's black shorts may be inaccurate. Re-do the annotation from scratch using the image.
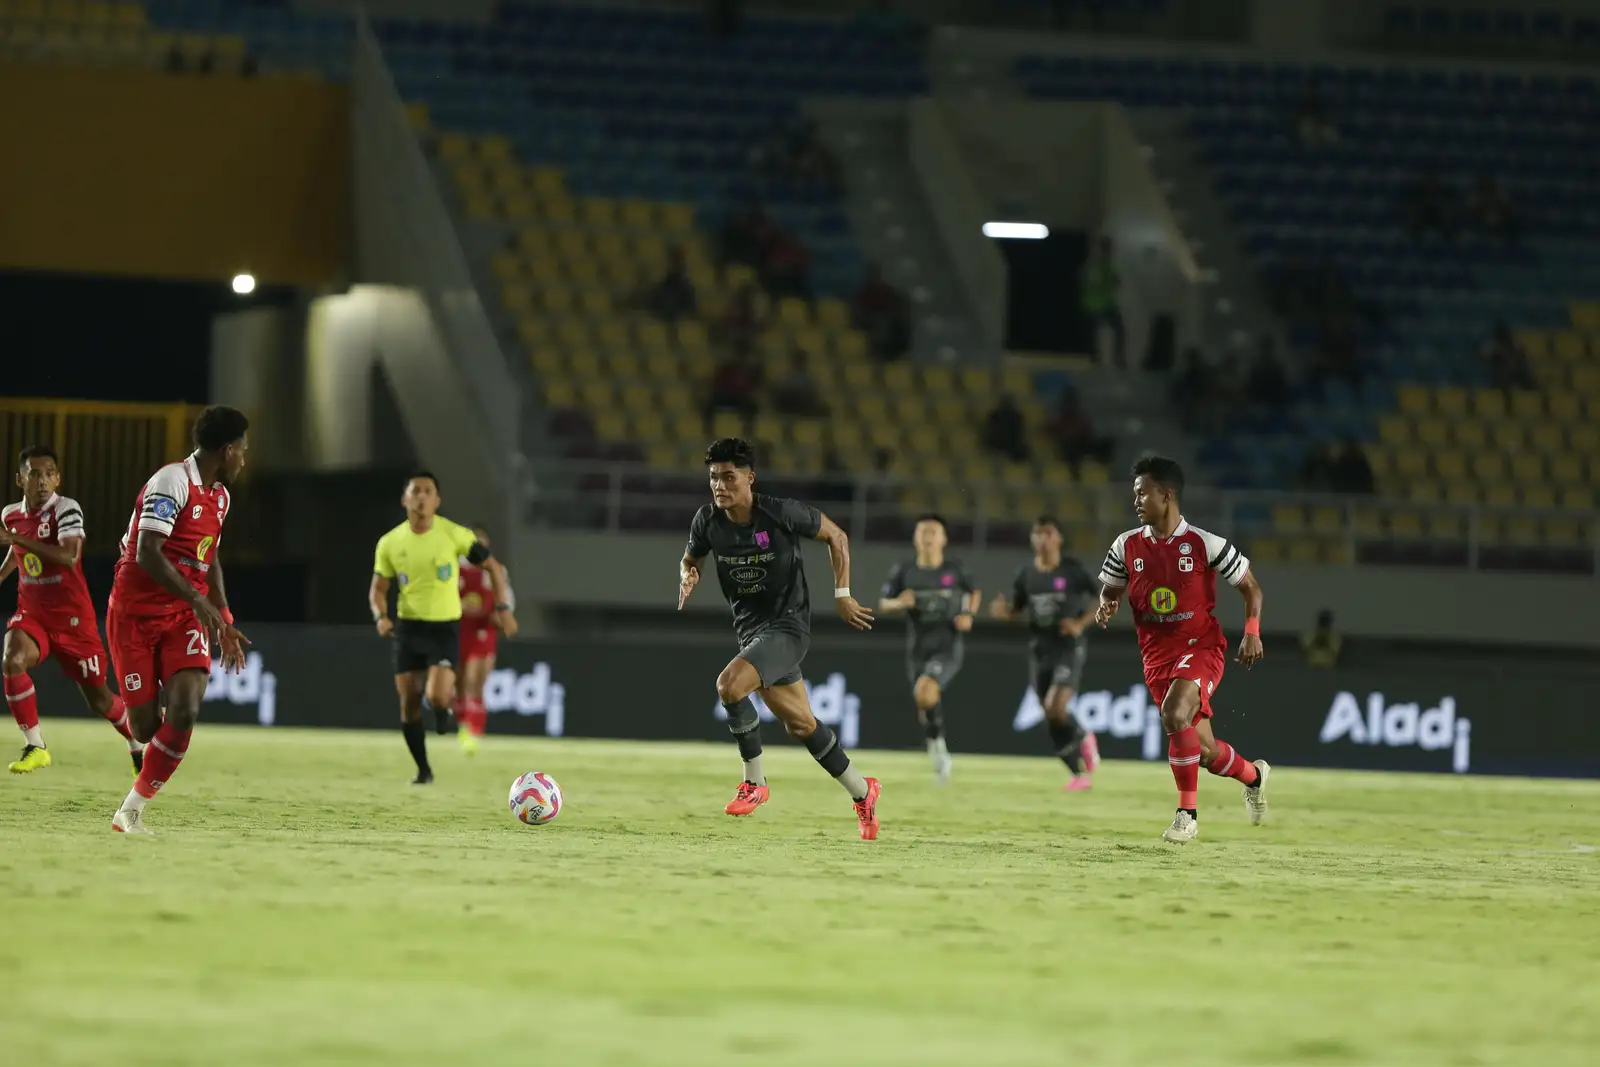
[392,619,460,675]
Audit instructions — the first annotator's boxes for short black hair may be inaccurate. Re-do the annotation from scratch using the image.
[914,512,946,530]
[18,444,57,469]
[704,437,756,468]
[1033,514,1060,531]
[192,405,249,453]
[406,470,440,491]
[1131,453,1185,497]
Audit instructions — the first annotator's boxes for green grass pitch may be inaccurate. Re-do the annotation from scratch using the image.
[2,720,1597,1067]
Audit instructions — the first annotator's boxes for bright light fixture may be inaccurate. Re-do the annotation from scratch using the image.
[231,273,257,295]
[982,222,1049,239]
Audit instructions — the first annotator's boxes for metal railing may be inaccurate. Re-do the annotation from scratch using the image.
[523,459,1600,575]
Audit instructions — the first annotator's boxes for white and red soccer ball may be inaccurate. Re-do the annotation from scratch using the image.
[508,771,563,825]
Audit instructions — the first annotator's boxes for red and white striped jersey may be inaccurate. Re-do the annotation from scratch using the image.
[110,454,231,616]
[2,493,97,625]
[1097,518,1249,664]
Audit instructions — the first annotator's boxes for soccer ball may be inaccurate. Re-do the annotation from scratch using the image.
[508,771,563,825]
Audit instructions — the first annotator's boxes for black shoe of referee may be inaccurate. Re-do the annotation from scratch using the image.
[411,770,434,785]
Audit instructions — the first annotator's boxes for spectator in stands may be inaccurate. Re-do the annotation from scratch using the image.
[1080,237,1125,365]
[1047,390,1112,473]
[772,350,830,418]
[1405,171,1456,242]
[1301,442,1340,493]
[1247,336,1291,406]
[982,395,1030,464]
[1330,437,1376,495]
[1294,83,1339,146]
[720,282,764,353]
[761,230,812,302]
[704,349,761,433]
[647,245,697,321]
[1484,322,1535,391]
[852,263,911,361]
[1301,609,1343,668]
[1466,174,1520,247]
[721,202,774,268]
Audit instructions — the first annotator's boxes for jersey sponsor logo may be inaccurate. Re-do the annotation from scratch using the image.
[123,672,143,691]
[1149,587,1177,614]
[941,573,955,587]
[151,497,177,520]
[1133,558,1144,571]
[730,566,767,584]
[483,662,566,736]
[1320,691,1471,772]
[1178,556,1194,572]
[196,536,215,562]
[205,653,278,727]
[192,505,204,519]
[1013,682,1164,761]
[712,672,860,748]
[717,551,776,566]
[1179,542,1192,555]
[1052,576,1067,590]
[22,553,43,577]
[436,563,452,581]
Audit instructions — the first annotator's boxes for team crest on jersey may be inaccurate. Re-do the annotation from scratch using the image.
[37,521,50,538]
[1179,543,1192,555]
[1149,586,1177,614]
[1134,558,1144,572]
[193,505,204,519]
[1178,556,1194,572]
[124,673,143,692]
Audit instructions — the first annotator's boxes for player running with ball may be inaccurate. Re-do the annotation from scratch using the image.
[1095,455,1270,843]
[678,437,882,840]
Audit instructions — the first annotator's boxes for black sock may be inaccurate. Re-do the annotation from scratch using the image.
[1180,807,1197,818]
[402,720,431,773]
[1047,716,1086,775]
[922,702,944,741]
[422,696,451,735]
[723,696,763,762]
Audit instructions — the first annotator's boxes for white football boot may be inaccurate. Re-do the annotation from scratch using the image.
[928,738,952,787]
[112,808,153,835]
[1161,809,1199,843]
[1243,760,1271,825]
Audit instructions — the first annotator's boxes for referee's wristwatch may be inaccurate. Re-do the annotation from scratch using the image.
[494,602,512,612]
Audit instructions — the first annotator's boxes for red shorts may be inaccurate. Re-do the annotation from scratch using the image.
[106,606,212,699]
[459,620,498,664]
[1144,645,1226,719]
[6,610,109,686]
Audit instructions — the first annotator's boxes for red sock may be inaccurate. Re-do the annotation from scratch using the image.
[1168,727,1201,810]
[462,699,487,737]
[134,721,192,799]
[103,695,135,741]
[4,672,39,730]
[1206,740,1260,786]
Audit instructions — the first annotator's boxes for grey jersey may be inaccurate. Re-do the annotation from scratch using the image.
[881,559,976,661]
[686,494,823,645]
[1010,557,1095,657]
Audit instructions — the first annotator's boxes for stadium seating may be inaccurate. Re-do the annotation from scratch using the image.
[0,0,249,71]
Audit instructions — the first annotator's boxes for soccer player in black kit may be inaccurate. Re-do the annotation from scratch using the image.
[878,514,978,785]
[678,438,883,839]
[989,515,1102,790]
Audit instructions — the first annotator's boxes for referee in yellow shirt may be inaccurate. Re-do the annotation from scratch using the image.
[369,471,516,784]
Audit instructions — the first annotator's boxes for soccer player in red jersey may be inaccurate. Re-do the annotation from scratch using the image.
[1,445,144,774]
[453,523,514,755]
[106,406,251,834]
[1094,455,1270,843]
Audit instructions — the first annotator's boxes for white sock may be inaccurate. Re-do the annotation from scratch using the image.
[926,736,949,767]
[742,756,765,785]
[127,735,143,753]
[837,765,869,801]
[22,726,44,748]
[119,788,149,813]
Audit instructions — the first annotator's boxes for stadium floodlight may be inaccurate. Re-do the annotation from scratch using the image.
[231,273,257,295]
[982,221,1049,239]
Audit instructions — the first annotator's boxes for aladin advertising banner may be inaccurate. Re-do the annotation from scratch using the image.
[26,625,1598,779]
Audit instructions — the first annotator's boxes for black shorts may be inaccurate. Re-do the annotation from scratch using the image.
[738,627,809,688]
[393,619,460,675]
[1031,644,1087,701]
[907,646,963,687]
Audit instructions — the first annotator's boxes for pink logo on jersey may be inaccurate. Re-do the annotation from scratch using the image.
[754,531,770,548]
[1053,577,1067,591]
[941,573,955,587]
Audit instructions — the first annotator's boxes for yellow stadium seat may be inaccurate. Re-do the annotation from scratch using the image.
[670,412,702,443]
[816,298,851,331]
[1473,453,1508,482]
[954,368,991,394]
[1523,485,1556,510]
[659,383,693,413]
[1505,516,1541,545]
[1310,506,1342,535]
[1396,385,1432,416]
[645,440,681,470]
[1549,392,1581,423]
[1509,391,1544,420]
[590,319,626,350]
[112,2,143,27]
[608,351,642,381]
[1553,330,1587,361]
[794,328,830,359]
[830,422,865,451]
[1483,484,1518,508]
[478,135,513,163]
[462,194,495,220]
[1408,481,1442,504]
[554,317,590,349]
[1561,487,1594,511]
[1426,511,1462,540]
[1515,329,1549,357]
[1352,508,1384,537]
[553,229,588,259]
[856,394,889,422]
[894,393,928,423]
[1249,538,1284,564]
[643,350,680,381]
[1394,448,1428,479]
[921,458,955,484]
[636,320,670,351]
[1511,454,1545,483]
[790,421,824,449]
[527,347,563,377]
[659,202,695,232]
[1571,423,1600,453]
[1472,389,1506,419]
[751,414,786,447]
[1271,505,1306,534]
[1529,423,1563,454]
[1433,386,1468,418]
[836,331,869,360]
[1378,416,1411,446]
[841,363,876,390]
[579,197,615,226]
[1491,422,1525,451]
[1361,446,1389,479]
[670,320,706,355]
[1390,511,1424,539]
[578,290,610,315]
[1433,451,1467,481]
[907,427,942,455]
[541,288,576,315]
[503,195,537,221]
[540,197,577,224]
[1574,366,1600,395]
[867,423,901,451]
[776,298,810,329]
[709,412,747,440]
[542,377,578,408]
[997,463,1030,489]
[1572,301,1600,330]
[1287,539,1322,565]
[881,362,914,393]
[436,132,471,161]
[1446,482,1481,506]
[491,249,523,280]
[593,410,628,442]
[1080,462,1112,487]
[1544,516,1582,546]
[517,315,551,349]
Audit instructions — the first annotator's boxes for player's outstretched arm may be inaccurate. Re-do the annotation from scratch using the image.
[136,529,223,645]
[677,553,702,610]
[369,573,394,637]
[207,555,251,673]
[1094,584,1124,627]
[482,556,519,638]
[815,513,872,630]
[0,528,82,570]
[876,569,916,615]
[1235,568,1264,668]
